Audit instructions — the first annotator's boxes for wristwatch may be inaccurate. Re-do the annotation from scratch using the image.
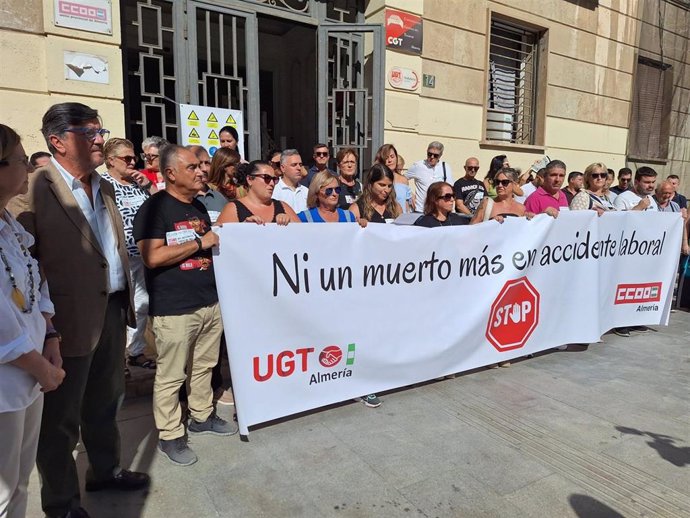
[45,330,62,342]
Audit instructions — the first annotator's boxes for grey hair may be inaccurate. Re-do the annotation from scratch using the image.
[41,102,100,153]
[142,136,169,152]
[159,144,185,180]
[427,141,444,154]
[546,159,567,173]
[280,148,301,165]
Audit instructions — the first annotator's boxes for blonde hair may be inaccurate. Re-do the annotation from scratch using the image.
[307,171,339,208]
[583,162,608,190]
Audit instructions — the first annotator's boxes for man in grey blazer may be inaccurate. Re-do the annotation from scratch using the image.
[12,103,149,518]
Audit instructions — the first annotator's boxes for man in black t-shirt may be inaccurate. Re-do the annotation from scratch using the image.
[133,145,236,467]
[453,157,486,215]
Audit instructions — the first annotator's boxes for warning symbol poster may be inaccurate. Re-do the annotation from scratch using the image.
[179,103,244,159]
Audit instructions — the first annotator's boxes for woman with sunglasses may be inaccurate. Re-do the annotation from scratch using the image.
[349,164,402,224]
[298,171,358,223]
[266,149,282,177]
[1,124,65,518]
[570,163,616,214]
[484,155,524,200]
[216,161,299,225]
[472,168,532,224]
[375,144,412,213]
[102,138,157,370]
[414,182,470,227]
[208,147,242,201]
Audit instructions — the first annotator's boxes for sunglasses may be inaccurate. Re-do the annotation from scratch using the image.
[437,193,454,201]
[251,173,280,185]
[315,151,329,158]
[140,153,159,161]
[427,152,440,159]
[620,178,631,182]
[322,186,342,196]
[270,160,281,168]
[114,155,137,164]
[65,127,110,141]
[495,179,512,187]
[465,166,479,171]
[591,173,607,179]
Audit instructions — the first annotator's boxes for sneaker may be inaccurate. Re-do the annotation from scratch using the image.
[158,437,197,466]
[214,388,235,406]
[630,325,649,333]
[356,394,382,408]
[613,327,631,337]
[188,412,238,436]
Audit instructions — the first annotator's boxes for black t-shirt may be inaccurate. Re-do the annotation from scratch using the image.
[414,213,470,228]
[338,179,362,210]
[132,191,218,316]
[453,178,486,213]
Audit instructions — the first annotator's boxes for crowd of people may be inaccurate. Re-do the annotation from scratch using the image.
[2,102,689,518]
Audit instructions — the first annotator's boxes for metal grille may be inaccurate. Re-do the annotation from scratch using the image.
[486,20,539,145]
[251,0,309,15]
[126,0,179,146]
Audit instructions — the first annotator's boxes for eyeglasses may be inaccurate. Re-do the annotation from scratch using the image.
[114,155,137,164]
[495,179,512,187]
[591,173,607,179]
[322,186,342,196]
[0,155,31,168]
[140,153,159,162]
[465,166,479,171]
[437,193,454,201]
[270,161,281,168]
[339,160,356,166]
[427,152,440,159]
[250,173,280,185]
[315,152,329,158]
[65,127,110,141]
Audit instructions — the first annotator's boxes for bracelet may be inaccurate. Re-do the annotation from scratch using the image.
[194,236,202,252]
[45,330,62,342]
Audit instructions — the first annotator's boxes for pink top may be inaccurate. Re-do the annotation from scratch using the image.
[524,187,568,214]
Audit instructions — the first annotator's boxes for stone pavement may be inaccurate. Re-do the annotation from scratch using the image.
[26,311,690,518]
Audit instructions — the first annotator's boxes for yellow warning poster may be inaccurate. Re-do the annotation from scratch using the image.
[179,103,244,158]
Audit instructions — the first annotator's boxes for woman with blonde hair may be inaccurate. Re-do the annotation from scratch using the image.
[472,168,532,224]
[375,144,412,213]
[298,171,358,223]
[570,162,616,214]
[208,147,242,200]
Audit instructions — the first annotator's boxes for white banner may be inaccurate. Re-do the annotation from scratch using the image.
[214,211,683,435]
[179,103,244,159]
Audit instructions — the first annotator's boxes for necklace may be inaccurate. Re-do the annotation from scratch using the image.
[0,231,36,313]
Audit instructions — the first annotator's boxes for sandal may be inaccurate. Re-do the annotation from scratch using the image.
[127,354,156,369]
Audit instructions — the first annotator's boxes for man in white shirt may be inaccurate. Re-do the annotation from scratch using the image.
[405,141,453,212]
[613,166,659,212]
[515,168,545,204]
[272,149,308,213]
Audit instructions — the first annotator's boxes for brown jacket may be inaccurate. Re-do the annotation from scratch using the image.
[10,162,134,357]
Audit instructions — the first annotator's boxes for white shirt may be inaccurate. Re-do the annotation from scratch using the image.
[272,179,308,214]
[613,189,659,211]
[514,181,537,204]
[0,211,54,412]
[53,158,126,292]
[405,160,453,212]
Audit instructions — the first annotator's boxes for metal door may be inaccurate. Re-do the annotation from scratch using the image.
[317,24,384,172]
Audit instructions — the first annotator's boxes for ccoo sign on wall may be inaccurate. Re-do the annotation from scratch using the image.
[385,8,423,55]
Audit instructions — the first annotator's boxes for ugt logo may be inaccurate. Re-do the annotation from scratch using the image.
[253,344,356,382]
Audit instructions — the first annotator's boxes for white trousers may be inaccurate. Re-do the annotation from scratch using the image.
[126,255,150,357]
[0,394,43,518]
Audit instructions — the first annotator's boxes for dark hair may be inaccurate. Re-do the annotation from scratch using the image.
[618,167,632,177]
[29,151,51,166]
[567,171,583,182]
[208,147,241,186]
[374,144,398,166]
[41,102,100,153]
[360,163,400,220]
[667,174,680,181]
[635,166,657,181]
[265,148,281,162]
[423,181,452,215]
[219,125,239,142]
[236,160,271,187]
[545,159,567,173]
[159,144,186,179]
[488,155,507,180]
[312,143,329,154]
[0,124,21,163]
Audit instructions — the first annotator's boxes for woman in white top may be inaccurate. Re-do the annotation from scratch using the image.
[0,124,65,518]
[570,162,616,214]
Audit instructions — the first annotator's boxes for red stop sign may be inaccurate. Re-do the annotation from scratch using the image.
[486,277,540,352]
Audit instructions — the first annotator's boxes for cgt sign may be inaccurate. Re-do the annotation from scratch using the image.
[486,277,540,352]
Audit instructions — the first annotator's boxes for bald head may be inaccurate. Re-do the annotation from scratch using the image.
[463,157,480,178]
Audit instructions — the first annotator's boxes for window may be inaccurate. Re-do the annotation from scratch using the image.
[485,18,544,146]
[627,56,673,161]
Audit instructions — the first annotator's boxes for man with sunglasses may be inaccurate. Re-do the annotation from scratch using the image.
[300,143,336,187]
[453,157,486,215]
[273,149,309,213]
[610,167,633,195]
[133,145,235,468]
[12,102,150,518]
[405,141,453,212]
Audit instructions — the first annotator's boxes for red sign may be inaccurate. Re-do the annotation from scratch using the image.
[319,346,343,368]
[385,8,423,55]
[614,282,662,304]
[486,277,540,352]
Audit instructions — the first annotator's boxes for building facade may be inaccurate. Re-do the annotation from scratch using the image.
[1,0,688,191]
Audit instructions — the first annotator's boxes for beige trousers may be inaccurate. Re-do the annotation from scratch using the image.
[0,394,43,518]
[152,303,223,440]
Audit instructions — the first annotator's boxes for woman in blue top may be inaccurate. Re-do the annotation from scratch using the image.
[298,171,359,223]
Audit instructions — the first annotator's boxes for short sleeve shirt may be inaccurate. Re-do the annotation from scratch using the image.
[453,178,486,213]
[613,190,659,211]
[101,172,150,257]
[524,187,569,214]
[132,191,218,316]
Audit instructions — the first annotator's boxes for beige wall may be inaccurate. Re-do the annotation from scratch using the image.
[0,0,124,155]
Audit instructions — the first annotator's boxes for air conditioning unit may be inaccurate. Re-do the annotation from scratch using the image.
[486,111,513,142]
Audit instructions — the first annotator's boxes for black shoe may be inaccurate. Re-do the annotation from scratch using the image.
[60,508,91,518]
[630,325,649,333]
[84,469,150,492]
[613,327,631,337]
